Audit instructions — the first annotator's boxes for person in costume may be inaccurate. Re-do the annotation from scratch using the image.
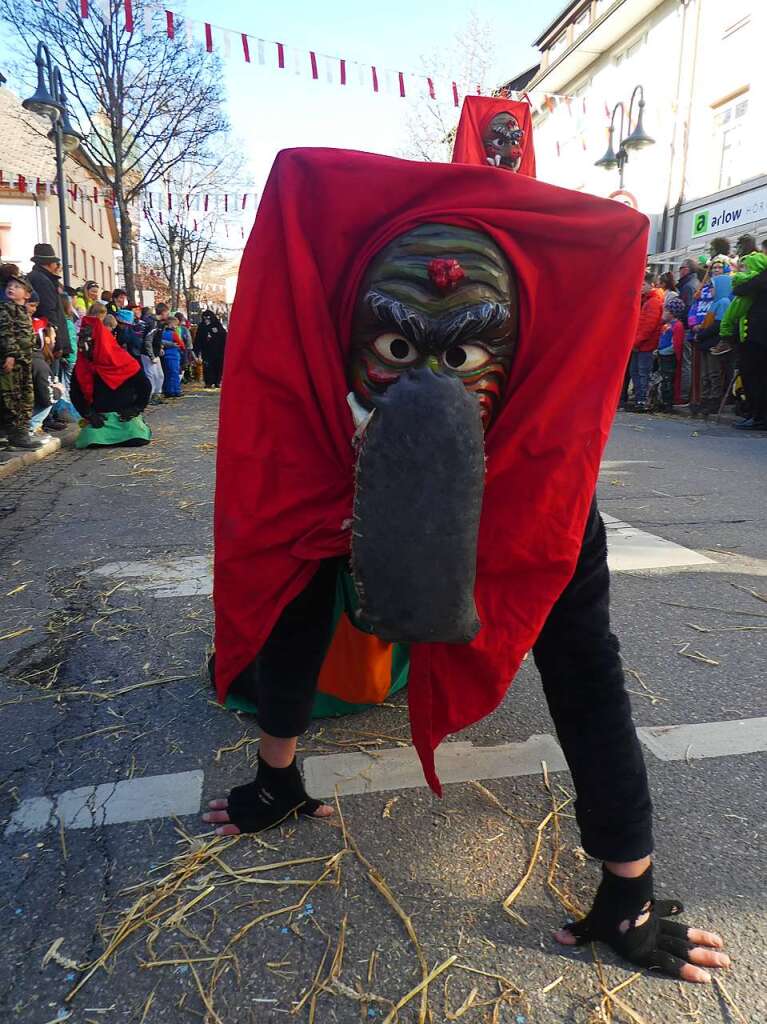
[207,149,729,984]
[70,315,152,448]
[452,95,536,175]
[195,310,227,388]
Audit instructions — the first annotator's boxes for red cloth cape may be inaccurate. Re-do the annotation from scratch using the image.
[452,96,536,177]
[215,148,648,793]
[74,316,140,404]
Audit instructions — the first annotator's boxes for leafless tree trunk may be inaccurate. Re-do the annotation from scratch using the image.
[0,0,229,302]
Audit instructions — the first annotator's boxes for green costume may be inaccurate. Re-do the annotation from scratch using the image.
[719,252,767,341]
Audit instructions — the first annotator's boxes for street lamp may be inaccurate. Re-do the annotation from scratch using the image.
[22,42,82,289]
[595,84,655,190]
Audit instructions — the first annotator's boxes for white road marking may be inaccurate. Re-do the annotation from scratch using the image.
[303,736,568,798]
[6,719,764,835]
[90,556,212,598]
[637,718,767,762]
[5,770,203,836]
[603,514,714,572]
[92,516,715,599]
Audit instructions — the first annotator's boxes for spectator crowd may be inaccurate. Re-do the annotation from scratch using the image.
[0,242,228,451]
[626,233,767,431]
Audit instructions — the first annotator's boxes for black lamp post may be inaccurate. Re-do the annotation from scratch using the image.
[22,42,82,289]
[595,84,655,190]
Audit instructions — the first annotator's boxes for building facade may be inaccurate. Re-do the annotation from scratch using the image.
[0,82,119,289]
[522,0,765,261]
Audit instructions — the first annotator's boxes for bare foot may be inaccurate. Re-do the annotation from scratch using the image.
[202,798,334,836]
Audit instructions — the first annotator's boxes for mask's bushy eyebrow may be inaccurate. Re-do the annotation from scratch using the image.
[439,302,510,347]
[367,290,426,343]
[365,291,511,350]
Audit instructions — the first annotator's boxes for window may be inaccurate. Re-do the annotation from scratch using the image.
[79,191,86,221]
[90,254,96,280]
[615,33,647,66]
[98,208,103,237]
[70,242,77,275]
[81,249,87,282]
[89,200,95,229]
[100,260,104,287]
[0,224,10,254]
[549,31,567,60]
[67,181,75,213]
[714,94,749,189]
[107,266,112,289]
[573,7,590,39]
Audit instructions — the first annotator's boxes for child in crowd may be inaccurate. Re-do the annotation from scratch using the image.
[0,264,40,450]
[656,296,686,412]
[160,327,183,398]
[30,330,64,437]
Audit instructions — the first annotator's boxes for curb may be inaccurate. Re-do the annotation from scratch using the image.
[0,426,77,483]
[0,438,61,482]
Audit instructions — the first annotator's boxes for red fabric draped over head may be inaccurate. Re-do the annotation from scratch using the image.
[215,148,648,793]
[452,96,536,177]
[73,315,139,404]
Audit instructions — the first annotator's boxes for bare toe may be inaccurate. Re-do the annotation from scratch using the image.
[553,928,579,946]
[202,810,232,824]
[311,803,334,818]
[679,963,712,984]
[215,824,241,836]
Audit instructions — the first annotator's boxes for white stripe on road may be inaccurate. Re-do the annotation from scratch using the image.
[637,718,767,762]
[90,519,714,599]
[6,719,765,835]
[303,736,569,799]
[90,556,212,598]
[602,514,714,572]
[5,770,203,837]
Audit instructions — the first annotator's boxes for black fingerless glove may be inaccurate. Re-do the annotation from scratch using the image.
[563,864,694,977]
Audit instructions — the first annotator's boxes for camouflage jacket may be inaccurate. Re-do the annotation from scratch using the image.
[0,299,35,363]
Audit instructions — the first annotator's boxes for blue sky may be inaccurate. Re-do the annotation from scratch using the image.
[0,1,566,232]
[179,0,565,190]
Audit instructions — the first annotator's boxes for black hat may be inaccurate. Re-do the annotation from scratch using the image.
[31,242,61,263]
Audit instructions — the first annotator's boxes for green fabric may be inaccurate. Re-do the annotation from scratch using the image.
[224,566,410,719]
[75,410,151,448]
[720,253,767,341]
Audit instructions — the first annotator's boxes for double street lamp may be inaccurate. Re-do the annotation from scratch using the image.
[595,84,655,189]
[22,42,82,289]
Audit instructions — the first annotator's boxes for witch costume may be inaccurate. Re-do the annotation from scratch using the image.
[452,96,536,176]
[70,316,151,448]
[195,311,227,388]
[211,148,727,981]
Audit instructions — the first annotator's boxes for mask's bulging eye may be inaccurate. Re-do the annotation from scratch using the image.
[371,332,419,365]
[443,344,493,372]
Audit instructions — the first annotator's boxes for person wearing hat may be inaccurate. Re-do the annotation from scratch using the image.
[114,307,144,360]
[0,263,42,450]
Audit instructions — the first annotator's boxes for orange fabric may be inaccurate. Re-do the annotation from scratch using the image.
[317,614,394,705]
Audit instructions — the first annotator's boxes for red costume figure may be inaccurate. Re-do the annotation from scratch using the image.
[209,149,729,985]
[452,96,536,176]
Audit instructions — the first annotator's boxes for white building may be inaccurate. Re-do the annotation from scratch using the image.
[521,0,766,261]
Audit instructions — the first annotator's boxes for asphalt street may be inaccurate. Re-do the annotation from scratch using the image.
[0,391,765,1024]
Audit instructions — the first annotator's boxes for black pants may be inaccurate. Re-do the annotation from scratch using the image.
[203,352,224,387]
[228,504,653,864]
[740,343,767,423]
[658,354,676,409]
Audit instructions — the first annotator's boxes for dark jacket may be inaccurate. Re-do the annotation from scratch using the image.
[31,348,56,409]
[678,273,701,315]
[70,368,151,419]
[733,268,767,349]
[27,264,71,360]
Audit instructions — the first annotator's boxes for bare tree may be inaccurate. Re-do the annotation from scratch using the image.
[141,152,247,310]
[400,13,497,163]
[0,0,229,301]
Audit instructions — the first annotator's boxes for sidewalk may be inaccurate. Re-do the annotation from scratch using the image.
[0,424,79,481]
